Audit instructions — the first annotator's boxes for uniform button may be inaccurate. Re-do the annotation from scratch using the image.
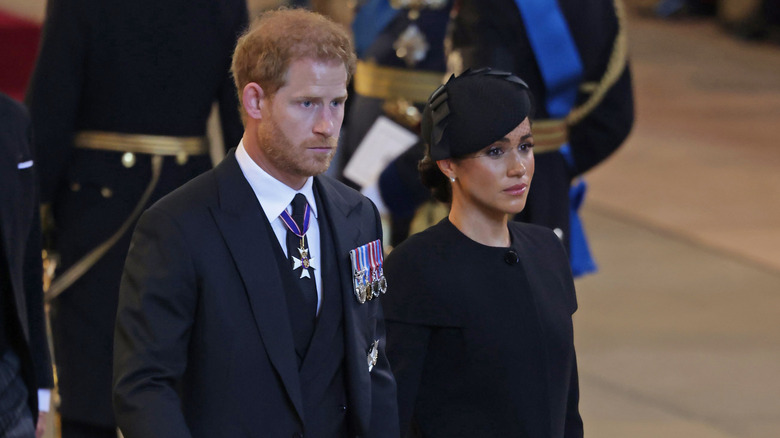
[70,182,81,192]
[339,405,347,413]
[100,187,113,198]
[176,151,189,165]
[121,152,136,168]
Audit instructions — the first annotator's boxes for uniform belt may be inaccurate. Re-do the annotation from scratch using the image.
[354,61,445,104]
[74,131,209,156]
[532,119,568,154]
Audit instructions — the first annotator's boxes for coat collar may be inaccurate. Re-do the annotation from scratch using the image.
[210,150,305,421]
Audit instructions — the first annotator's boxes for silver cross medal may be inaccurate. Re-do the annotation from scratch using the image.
[293,238,313,279]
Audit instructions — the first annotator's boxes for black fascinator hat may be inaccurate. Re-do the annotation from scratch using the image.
[421,68,532,160]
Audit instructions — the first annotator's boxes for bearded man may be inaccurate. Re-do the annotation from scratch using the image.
[112,9,399,438]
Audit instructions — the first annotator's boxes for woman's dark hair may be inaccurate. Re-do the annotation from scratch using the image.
[418,155,452,203]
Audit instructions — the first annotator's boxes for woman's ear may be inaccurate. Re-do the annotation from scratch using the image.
[242,83,265,120]
[436,159,456,181]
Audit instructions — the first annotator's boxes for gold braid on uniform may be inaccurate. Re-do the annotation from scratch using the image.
[45,155,164,301]
[567,0,628,126]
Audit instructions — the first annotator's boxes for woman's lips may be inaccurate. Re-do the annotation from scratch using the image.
[503,184,527,195]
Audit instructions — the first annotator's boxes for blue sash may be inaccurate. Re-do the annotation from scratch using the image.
[352,0,400,58]
[514,0,596,277]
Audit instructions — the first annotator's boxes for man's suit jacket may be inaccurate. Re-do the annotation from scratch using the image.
[113,149,399,438]
[0,93,54,418]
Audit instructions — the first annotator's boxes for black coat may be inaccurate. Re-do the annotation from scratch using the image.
[25,0,247,426]
[0,93,55,419]
[383,219,582,437]
[113,150,399,438]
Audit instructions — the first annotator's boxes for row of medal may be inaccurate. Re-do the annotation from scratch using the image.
[349,239,388,304]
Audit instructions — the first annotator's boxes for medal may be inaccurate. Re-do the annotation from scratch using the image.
[358,245,372,300]
[291,240,312,279]
[350,239,387,304]
[368,241,381,299]
[350,249,368,304]
[393,23,429,68]
[280,202,314,279]
[369,240,388,295]
[367,340,379,372]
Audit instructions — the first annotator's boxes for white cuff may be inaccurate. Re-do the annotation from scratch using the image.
[37,389,51,413]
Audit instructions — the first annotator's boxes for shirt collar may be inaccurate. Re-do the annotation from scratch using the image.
[235,141,318,224]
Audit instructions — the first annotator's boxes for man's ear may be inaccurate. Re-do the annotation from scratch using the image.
[242,83,265,120]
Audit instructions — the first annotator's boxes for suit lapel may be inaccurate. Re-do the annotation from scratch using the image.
[209,150,305,422]
[312,178,363,313]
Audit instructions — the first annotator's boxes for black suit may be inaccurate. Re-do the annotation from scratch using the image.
[113,150,399,438]
[0,93,54,426]
[25,0,247,430]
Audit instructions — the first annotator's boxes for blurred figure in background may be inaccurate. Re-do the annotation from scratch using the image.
[653,0,716,18]
[729,0,780,41]
[25,0,248,436]
[340,0,453,246]
[0,91,54,438]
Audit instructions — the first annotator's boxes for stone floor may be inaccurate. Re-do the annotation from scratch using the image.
[574,6,780,438]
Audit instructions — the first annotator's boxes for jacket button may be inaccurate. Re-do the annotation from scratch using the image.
[100,187,113,198]
[121,152,136,168]
[339,405,347,412]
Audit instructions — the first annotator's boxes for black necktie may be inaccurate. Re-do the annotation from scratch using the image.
[285,193,317,361]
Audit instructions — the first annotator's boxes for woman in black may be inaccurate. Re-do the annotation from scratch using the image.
[383,69,583,438]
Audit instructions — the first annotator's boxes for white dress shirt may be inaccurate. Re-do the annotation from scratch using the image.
[235,142,323,313]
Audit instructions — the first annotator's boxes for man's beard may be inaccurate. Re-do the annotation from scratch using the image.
[258,118,338,178]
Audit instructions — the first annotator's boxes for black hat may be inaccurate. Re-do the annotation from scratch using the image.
[421,68,532,160]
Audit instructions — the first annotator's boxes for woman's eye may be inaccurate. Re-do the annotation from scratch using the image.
[519,142,534,152]
[486,147,504,157]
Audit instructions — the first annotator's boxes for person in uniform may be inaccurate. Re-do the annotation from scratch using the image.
[341,0,453,246]
[0,92,54,438]
[25,0,248,436]
[383,69,582,438]
[379,0,634,275]
[112,9,398,438]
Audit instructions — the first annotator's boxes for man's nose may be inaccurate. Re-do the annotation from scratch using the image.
[314,109,336,137]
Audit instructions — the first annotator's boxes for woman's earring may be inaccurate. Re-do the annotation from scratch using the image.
[449,176,456,183]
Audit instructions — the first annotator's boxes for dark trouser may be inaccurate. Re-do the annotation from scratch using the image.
[0,349,35,438]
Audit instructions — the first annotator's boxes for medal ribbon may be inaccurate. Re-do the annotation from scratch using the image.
[372,240,384,266]
[279,201,311,238]
[360,245,369,276]
[368,241,377,281]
